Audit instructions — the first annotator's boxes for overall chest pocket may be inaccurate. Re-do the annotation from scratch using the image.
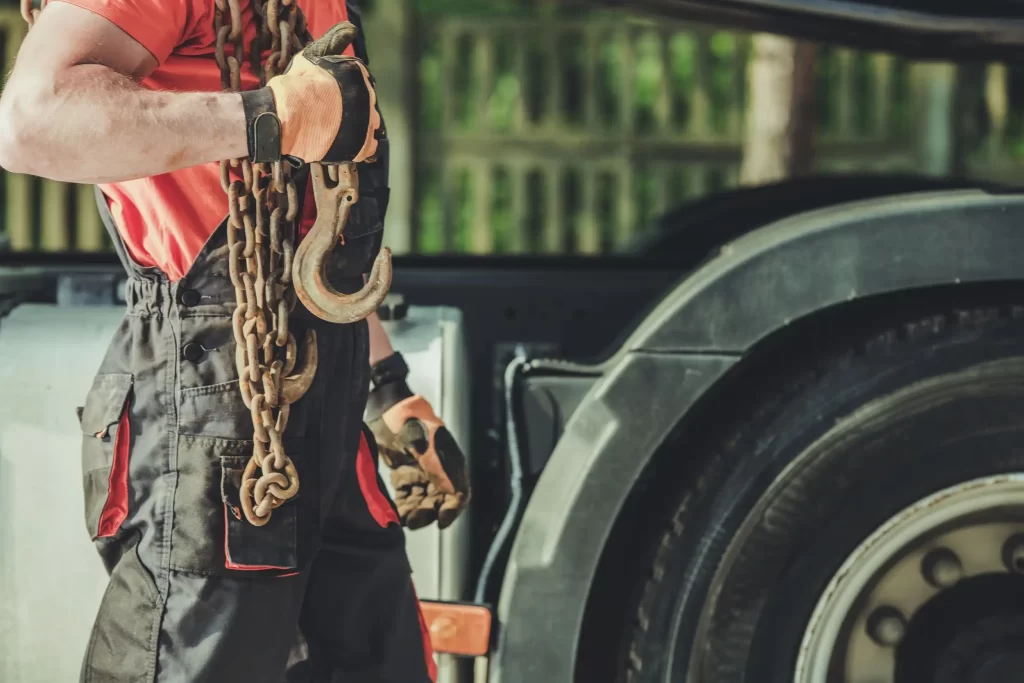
[78,373,134,541]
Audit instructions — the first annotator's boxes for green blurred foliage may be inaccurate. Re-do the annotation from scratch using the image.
[414,0,536,16]
[361,0,568,18]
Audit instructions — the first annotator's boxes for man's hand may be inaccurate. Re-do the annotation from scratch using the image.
[243,22,384,165]
[366,352,470,530]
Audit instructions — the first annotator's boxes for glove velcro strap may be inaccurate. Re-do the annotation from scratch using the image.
[240,88,283,164]
[366,377,414,424]
[369,351,409,390]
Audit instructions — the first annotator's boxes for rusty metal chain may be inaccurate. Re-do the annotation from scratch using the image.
[215,0,316,527]
[20,0,47,26]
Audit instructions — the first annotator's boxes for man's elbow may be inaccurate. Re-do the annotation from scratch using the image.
[0,85,51,176]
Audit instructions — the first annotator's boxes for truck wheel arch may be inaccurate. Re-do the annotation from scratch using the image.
[490,189,1024,683]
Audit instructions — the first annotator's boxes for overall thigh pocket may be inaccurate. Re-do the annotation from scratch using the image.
[171,436,305,575]
[78,373,134,541]
[221,454,298,571]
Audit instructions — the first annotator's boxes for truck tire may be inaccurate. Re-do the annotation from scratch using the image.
[625,307,1024,683]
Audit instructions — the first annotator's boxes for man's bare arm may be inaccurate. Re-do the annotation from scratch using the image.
[0,3,247,184]
[368,311,397,366]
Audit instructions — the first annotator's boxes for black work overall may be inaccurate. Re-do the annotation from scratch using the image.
[75,137,435,681]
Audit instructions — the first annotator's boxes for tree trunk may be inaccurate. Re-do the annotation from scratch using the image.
[952,63,986,177]
[915,62,959,177]
[362,0,416,254]
[740,34,819,185]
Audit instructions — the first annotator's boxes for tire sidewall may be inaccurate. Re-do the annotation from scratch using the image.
[648,316,1024,683]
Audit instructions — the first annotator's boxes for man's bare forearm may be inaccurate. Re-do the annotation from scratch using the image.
[0,64,247,184]
[368,311,397,367]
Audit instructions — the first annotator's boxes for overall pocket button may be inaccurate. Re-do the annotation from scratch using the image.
[182,342,205,364]
[178,288,202,307]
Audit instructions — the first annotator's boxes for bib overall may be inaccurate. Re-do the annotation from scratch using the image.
[76,127,436,680]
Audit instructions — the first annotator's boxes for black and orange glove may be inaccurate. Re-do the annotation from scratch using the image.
[240,22,384,165]
[366,352,470,530]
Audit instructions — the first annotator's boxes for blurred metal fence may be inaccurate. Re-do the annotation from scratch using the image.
[0,9,107,254]
[411,17,930,253]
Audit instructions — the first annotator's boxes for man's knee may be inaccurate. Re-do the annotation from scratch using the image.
[82,536,161,683]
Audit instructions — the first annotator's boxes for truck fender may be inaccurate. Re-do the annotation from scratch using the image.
[490,189,1024,682]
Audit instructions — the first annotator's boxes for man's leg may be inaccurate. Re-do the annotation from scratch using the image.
[286,317,438,683]
[84,541,311,682]
[283,316,435,683]
[285,431,436,683]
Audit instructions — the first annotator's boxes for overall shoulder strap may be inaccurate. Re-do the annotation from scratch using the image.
[93,186,137,278]
[346,1,372,65]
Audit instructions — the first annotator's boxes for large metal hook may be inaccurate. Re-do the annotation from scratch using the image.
[293,162,392,324]
[280,329,318,404]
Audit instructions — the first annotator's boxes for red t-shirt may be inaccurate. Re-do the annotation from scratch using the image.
[52,0,356,281]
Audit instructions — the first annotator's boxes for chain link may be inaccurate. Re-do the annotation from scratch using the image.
[20,0,47,26]
[216,0,314,527]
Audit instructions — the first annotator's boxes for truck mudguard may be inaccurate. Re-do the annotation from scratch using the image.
[491,189,1024,682]
[597,0,1024,60]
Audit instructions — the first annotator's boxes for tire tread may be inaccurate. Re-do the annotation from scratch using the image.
[622,305,1024,682]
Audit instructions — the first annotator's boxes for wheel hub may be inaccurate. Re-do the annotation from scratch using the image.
[958,651,1024,683]
[793,475,1024,683]
[934,613,1024,683]
[970,655,1024,683]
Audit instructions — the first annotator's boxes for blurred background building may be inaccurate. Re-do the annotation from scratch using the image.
[0,0,1021,257]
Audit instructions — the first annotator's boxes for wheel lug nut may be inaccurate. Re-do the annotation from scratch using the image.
[867,606,907,647]
[1003,534,1024,574]
[922,548,963,589]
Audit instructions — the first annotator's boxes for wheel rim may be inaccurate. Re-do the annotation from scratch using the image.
[794,474,1024,683]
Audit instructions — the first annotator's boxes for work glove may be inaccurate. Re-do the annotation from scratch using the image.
[366,352,471,530]
[241,22,384,166]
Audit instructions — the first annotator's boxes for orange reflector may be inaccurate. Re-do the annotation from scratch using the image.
[419,601,493,657]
